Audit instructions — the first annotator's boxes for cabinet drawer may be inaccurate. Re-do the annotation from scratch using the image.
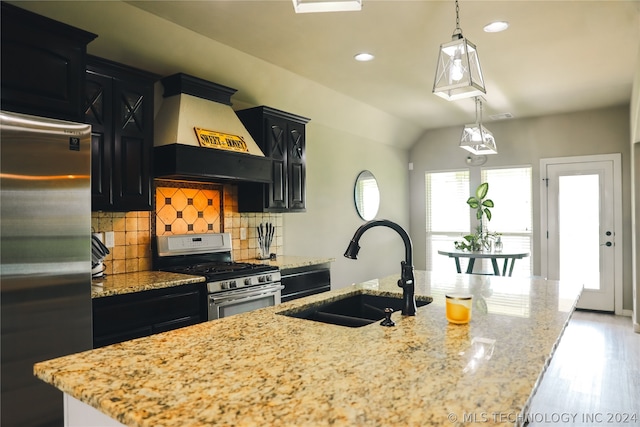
[281,285,331,303]
[281,265,331,301]
[93,326,152,349]
[93,283,205,347]
[153,315,202,334]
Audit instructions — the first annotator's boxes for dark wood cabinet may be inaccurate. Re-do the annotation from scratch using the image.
[1,2,97,122]
[92,283,206,348]
[85,56,158,211]
[236,106,310,212]
[281,263,331,302]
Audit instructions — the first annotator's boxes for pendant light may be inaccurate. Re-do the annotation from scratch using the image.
[460,97,497,155]
[433,0,486,101]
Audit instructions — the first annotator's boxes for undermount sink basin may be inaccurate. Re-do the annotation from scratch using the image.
[279,293,433,328]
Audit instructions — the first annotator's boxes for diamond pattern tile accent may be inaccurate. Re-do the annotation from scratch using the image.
[155,187,221,236]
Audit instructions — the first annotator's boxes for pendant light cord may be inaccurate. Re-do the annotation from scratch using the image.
[475,96,479,124]
[475,96,484,125]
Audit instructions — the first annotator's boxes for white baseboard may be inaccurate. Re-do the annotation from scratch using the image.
[620,308,633,316]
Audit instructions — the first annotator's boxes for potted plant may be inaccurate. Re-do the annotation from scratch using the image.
[454,182,498,251]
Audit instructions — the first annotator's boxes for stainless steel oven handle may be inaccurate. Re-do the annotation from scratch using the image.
[209,284,284,305]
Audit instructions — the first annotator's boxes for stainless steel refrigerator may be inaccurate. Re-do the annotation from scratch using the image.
[1,110,93,426]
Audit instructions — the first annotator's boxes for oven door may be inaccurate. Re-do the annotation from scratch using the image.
[208,283,284,320]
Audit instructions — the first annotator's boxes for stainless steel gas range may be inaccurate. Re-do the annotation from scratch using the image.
[155,233,282,320]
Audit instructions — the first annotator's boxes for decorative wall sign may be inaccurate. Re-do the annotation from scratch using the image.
[194,127,249,153]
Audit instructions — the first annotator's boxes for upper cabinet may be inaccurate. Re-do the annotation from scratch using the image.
[1,3,97,122]
[85,56,158,211]
[236,106,310,213]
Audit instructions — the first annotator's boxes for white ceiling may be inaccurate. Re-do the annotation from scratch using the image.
[9,1,640,138]
[124,0,640,131]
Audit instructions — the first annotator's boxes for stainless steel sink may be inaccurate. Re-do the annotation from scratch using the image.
[279,293,432,328]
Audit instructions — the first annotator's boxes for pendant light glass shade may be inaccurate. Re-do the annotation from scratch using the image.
[433,36,485,101]
[459,97,497,155]
[433,0,486,101]
[460,124,497,155]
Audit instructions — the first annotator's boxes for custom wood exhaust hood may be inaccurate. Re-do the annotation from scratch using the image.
[153,73,272,183]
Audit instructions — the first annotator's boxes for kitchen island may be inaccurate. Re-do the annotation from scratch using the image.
[34,271,581,426]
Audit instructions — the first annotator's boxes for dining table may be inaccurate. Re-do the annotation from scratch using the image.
[438,249,530,276]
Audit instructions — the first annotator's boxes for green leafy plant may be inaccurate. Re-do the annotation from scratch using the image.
[466,182,494,224]
[454,182,498,252]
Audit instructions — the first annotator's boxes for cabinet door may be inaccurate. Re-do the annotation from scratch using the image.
[236,106,309,213]
[86,71,113,210]
[112,78,153,210]
[264,115,288,210]
[287,121,306,211]
[0,3,96,122]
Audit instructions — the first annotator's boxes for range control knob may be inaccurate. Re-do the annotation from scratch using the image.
[258,276,266,283]
[229,281,237,288]
[244,278,252,286]
[265,274,272,282]
[220,282,229,290]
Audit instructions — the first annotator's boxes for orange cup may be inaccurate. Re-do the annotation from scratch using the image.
[446,294,472,324]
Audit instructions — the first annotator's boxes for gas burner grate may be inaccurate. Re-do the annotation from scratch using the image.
[165,261,275,279]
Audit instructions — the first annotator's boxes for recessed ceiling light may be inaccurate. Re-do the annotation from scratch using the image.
[292,0,362,14]
[354,52,375,62]
[483,21,509,33]
[489,112,514,121]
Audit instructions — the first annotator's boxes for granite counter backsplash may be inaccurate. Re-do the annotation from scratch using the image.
[91,271,205,298]
[238,255,335,271]
[92,257,334,299]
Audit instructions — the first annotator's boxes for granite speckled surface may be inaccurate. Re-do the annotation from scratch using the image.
[239,255,335,271]
[91,271,205,298]
[36,271,581,427]
[91,257,332,299]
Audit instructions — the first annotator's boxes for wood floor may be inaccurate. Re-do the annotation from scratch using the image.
[527,311,640,426]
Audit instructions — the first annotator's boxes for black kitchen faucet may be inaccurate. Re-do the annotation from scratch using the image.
[344,219,417,316]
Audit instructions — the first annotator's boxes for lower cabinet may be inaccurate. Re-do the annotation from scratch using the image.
[281,263,331,302]
[92,283,206,348]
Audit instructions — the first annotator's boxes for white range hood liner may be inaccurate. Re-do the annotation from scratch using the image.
[154,92,265,157]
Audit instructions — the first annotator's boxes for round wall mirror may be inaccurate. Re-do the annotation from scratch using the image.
[354,170,380,220]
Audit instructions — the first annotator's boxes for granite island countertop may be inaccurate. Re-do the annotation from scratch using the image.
[35,271,581,427]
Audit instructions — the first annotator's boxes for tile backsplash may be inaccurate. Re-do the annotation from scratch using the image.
[155,185,223,235]
[91,211,152,276]
[223,185,283,261]
[91,182,283,276]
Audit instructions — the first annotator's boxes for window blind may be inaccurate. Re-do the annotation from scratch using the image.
[481,167,533,276]
[425,171,469,271]
[425,167,533,276]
